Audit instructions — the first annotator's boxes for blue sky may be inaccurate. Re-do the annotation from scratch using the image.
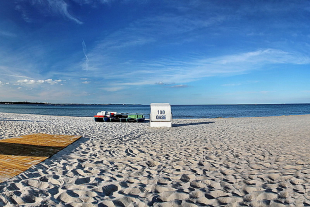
[1,0,310,104]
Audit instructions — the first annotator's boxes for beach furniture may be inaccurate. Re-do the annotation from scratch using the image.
[94,111,145,122]
[127,114,145,122]
[94,111,108,122]
[94,115,105,122]
[150,103,172,127]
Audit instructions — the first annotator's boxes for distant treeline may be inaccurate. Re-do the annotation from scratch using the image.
[0,101,141,106]
[0,101,46,105]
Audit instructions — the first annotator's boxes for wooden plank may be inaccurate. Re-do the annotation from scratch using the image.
[0,133,81,183]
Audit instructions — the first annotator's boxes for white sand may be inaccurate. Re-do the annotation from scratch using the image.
[0,112,310,206]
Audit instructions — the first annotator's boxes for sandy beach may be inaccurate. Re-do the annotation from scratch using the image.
[0,112,310,206]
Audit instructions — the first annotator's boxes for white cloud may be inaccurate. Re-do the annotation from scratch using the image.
[44,79,62,85]
[17,79,36,84]
[17,79,63,85]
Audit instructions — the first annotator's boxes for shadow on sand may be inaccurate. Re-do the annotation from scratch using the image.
[173,121,215,127]
[0,119,40,122]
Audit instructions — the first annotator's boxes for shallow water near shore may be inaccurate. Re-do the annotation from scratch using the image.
[0,103,310,119]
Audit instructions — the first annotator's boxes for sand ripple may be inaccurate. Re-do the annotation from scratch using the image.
[0,113,310,206]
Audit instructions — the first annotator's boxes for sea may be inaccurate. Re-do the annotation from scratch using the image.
[0,104,310,119]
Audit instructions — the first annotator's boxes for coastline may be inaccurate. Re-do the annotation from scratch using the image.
[0,112,310,206]
[1,104,310,119]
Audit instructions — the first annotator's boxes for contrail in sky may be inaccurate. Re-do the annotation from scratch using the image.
[82,40,89,70]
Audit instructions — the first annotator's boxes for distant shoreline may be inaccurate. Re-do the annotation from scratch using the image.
[0,102,142,106]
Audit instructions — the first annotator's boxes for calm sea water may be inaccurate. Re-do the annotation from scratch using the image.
[0,104,310,119]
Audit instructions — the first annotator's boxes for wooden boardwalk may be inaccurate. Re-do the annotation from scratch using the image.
[0,133,81,183]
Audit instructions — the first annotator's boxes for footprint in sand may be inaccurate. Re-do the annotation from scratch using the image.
[113,196,136,206]
[24,179,51,189]
[74,177,92,185]
[180,174,195,182]
[122,186,148,197]
[125,148,139,157]
[158,191,189,202]
[146,160,158,168]
[20,190,43,204]
[102,184,119,196]
[58,190,83,203]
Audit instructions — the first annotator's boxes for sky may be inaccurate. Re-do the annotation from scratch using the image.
[1,0,310,104]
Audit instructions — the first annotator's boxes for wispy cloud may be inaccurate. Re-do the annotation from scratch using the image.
[155,82,188,88]
[15,0,83,24]
[155,82,175,85]
[82,40,89,70]
[222,83,242,87]
[52,1,83,24]
[222,81,259,87]
[14,0,123,24]
[212,49,310,65]
[101,86,124,92]
[71,0,114,6]
[163,49,310,83]
[0,65,33,83]
[74,12,229,79]
[92,48,310,88]
[170,85,188,88]
[75,1,310,90]
[0,31,17,38]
